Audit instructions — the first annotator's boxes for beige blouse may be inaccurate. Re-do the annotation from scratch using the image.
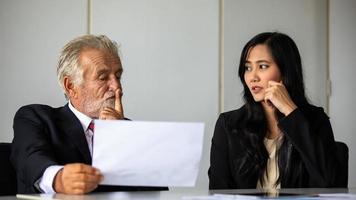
[256,136,283,189]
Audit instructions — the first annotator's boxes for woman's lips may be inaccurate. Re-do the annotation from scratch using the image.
[251,86,263,93]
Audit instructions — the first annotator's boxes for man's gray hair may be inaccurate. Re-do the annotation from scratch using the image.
[57,35,120,96]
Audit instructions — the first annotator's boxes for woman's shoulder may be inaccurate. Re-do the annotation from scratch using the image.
[301,104,328,118]
[217,105,247,128]
[299,104,330,125]
[221,105,246,117]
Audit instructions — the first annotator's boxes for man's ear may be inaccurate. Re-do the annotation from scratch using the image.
[63,76,77,99]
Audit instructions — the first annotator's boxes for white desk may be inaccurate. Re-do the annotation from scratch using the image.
[2,188,355,200]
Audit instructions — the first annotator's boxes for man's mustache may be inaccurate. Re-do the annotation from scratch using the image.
[104,91,115,100]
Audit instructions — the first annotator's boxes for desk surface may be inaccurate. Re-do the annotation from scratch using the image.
[2,188,356,200]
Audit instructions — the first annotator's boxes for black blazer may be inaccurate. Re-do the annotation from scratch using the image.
[11,104,166,193]
[208,105,339,189]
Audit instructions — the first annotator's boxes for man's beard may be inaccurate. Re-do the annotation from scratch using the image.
[102,97,115,109]
[82,91,115,118]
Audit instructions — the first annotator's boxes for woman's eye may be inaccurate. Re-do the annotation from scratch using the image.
[260,64,268,69]
[245,66,252,71]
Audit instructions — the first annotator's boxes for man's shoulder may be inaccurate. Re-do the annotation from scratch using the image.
[17,104,65,112]
[15,104,68,119]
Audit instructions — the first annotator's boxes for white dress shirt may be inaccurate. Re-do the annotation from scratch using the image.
[38,101,93,193]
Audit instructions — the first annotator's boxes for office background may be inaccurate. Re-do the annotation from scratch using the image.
[0,0,355,189]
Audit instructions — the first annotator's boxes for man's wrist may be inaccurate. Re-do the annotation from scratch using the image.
[53,169,64,193]
[39,165,63,193]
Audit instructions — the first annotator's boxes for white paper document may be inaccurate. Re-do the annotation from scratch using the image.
[92,120,204,187]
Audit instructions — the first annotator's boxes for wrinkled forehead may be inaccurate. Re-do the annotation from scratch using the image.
[79,48,121,67]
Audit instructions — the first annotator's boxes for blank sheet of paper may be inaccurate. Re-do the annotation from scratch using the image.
[92,120,204,187]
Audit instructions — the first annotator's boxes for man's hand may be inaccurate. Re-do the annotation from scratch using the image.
[99,88,124,120]
[53,163,103,195]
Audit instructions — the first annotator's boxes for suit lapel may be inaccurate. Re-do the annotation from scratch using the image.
[59,104,92,164]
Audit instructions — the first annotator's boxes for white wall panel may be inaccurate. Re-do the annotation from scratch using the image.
[0,0,87,142]
[92,0,219,189]
[329,0,356,187]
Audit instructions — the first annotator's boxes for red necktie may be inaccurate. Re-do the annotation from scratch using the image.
[87,121,95,156]
[88,121,95,132]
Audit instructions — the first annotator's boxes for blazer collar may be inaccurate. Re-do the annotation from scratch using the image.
[58,103,92,164]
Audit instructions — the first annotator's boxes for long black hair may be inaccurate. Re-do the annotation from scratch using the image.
[236,32,310,187]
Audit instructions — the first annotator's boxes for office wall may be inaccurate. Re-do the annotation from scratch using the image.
[329,0,356,187]
[0,0,87,142]
[91,0,219,189]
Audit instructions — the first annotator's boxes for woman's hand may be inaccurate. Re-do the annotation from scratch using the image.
[264,80,297,116]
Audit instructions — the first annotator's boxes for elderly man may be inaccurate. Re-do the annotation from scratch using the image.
[11,35,164,194]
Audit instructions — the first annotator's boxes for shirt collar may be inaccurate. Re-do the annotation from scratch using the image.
[68,101,93,131]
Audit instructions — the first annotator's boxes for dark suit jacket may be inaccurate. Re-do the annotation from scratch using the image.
[208,104,339,189]
[11,104,167,193]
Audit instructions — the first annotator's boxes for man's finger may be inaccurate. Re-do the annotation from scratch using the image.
[114,88,124,116]
[100,107,122,120]
[73,173,103,184]
[66,163,100,175]
[74,182,99,193]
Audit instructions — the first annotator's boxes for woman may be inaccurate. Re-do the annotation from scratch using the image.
[208,32,338,189]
